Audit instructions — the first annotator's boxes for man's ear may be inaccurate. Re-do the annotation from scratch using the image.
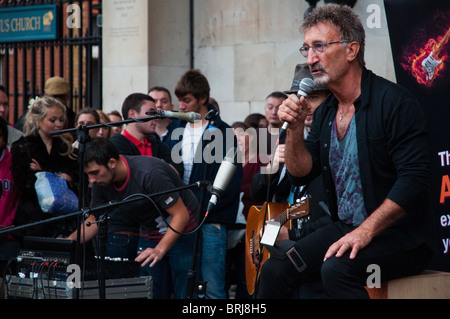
[200,96,208,106]
[346,41,360,63]
[128,108,136,119]
[107,158,117,169]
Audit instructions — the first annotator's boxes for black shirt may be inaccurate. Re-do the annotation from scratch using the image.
[290,68,431,248]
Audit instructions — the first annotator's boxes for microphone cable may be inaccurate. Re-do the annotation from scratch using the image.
[121,192,210,236]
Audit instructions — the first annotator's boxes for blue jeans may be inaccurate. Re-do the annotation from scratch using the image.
[200,224,227,299]
[106,233,139,261]
[138,233,195,299]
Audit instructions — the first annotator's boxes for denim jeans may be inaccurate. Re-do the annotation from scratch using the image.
[200,223,227,299]
[106,233,139,261]
[138,233,195,299]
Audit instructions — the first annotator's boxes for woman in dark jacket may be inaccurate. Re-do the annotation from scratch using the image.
[11,96,79,239]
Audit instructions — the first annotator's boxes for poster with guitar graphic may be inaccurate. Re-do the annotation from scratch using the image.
[385,0,450,271]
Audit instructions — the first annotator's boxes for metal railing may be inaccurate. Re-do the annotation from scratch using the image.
[0,0,102,125]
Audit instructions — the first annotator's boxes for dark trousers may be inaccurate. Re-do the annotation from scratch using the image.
[257,221,432,299]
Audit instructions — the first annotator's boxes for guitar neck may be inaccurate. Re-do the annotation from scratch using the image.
[274,198,310,226]
[254,208,290,248]
[274,210,289,226]
[434,28,450,57]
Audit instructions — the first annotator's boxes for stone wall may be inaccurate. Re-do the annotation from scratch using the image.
[102,0,395,126]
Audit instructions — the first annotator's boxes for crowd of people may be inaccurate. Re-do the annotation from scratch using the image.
[0,4,433,300]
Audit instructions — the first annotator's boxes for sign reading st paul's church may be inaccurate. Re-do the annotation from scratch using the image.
[0,5,58,43]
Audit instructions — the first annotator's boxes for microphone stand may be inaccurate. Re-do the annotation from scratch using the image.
[87,211,110,300]
[185,108,219,299]
[251,133,282,297]
[0,181,205,299]
[185,175,209,299]
[0,182,205,238]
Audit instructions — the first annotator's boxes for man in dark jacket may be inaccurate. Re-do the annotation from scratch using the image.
[258,4,432,299]
[167,69,243,299]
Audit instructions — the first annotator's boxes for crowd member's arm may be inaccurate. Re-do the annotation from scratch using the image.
[135,197,190,267]
[66,214,98,243]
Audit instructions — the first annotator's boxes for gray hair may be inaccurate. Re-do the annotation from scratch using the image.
[301,4,366,67]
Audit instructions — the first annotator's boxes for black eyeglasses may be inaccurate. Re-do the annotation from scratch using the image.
[299,40,350,57]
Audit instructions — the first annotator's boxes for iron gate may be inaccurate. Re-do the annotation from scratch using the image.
[0,0,102,125]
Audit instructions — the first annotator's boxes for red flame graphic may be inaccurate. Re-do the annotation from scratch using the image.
[401,28,450,86]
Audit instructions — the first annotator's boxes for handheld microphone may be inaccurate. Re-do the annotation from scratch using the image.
[206,148,238,213]
[145,110,201,123]
[279,78,315,138]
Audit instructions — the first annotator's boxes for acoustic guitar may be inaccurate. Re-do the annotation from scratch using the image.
[244,198,310,295]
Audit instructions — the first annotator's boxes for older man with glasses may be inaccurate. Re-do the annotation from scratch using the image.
[257,4,432,299]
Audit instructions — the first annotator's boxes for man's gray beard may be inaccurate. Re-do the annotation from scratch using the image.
[314,74,329,88]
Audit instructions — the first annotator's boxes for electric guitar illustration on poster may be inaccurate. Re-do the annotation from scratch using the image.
[402,27,450,86]
[421,27,450,81]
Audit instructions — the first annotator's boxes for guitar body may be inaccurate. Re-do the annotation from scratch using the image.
[245,202,289,295]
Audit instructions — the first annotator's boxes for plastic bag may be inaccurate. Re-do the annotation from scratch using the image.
[34,171,79,215]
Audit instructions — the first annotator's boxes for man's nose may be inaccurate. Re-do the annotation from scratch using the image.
[307,50,320,65]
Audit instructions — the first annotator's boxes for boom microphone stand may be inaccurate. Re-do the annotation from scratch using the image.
[0,181,207,299]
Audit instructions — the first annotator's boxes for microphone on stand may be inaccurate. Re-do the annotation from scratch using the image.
[146,110,201,123]
[206,148,238,214]
[279,77,315,138]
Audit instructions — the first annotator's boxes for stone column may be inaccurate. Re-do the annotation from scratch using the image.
[102,0,150,113]
[102,0,191,114]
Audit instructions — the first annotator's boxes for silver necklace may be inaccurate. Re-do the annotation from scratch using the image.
[339,104,352,121]
[338,91,360,121]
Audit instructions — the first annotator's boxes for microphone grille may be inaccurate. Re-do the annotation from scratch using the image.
[299,78,315,95]
[189,112,202,122]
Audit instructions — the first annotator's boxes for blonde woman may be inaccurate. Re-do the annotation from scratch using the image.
[10,96,79,238]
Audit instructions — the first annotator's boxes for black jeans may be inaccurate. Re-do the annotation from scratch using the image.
[257,222,432,299]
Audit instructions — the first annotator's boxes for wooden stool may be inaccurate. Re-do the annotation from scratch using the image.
[366,270,450,299]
